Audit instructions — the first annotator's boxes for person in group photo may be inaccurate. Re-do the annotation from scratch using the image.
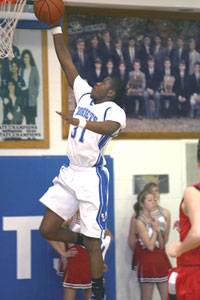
[2,78,23,125]
[20,49,39,125]
[143,56,161,119]
[125,59,146,119]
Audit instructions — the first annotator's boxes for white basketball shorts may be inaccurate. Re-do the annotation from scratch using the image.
[39,164,109,238]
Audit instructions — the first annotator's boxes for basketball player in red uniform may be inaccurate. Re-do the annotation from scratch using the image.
[168,139,200,300]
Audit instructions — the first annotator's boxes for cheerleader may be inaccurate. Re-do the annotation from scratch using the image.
[134,190,171,300]
[49,211,112,300]
[49,211,92,300]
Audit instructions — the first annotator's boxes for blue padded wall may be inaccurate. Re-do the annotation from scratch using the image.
[0,156,116,300]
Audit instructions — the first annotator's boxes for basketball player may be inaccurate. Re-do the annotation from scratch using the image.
[39,25,126,300]
[168,139,200,300]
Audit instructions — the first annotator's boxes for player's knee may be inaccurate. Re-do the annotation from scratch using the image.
[84,236,101,254]
[39,221,53,240]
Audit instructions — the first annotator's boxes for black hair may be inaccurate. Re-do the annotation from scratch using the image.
[128,36,135,41]
[21,49,36,67]
[179,60,186,66]
[76,38,84,45]
[133,58,141,65]
[110,77,126,105]
[134,190,153,218]
[11,58,20,68]
[197,139,200,162]
[7,78,19,96]
[147,55,155,62]
[164,57,171,63]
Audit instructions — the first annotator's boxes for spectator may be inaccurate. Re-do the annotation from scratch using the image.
[128,182,171,287]
[48,212,92,300]
[133,189,171,300]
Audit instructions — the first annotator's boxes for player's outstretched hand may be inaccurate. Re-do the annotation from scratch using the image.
[168,241,182,258]
[56,111,79,126]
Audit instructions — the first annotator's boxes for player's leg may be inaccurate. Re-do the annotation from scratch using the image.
[83,288,92,300]
[84,236,103,277]
[39,175,79,243]
[39,208,78,243]
[63,287,77,300]
[168,269,179,300]
[156,281,167,300]
[78,167,109,300]
[84,235,104,300]
[139,282,154,300]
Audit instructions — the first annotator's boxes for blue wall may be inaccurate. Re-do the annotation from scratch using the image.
[0,156,115,300]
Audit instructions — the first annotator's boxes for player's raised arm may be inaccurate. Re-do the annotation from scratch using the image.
[56,111,120,136]
[51,26,78,89]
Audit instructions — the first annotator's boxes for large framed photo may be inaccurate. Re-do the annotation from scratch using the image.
[62,7,200,139]
[0,30,49,148]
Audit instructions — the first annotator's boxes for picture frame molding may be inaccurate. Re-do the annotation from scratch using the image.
[0,30,49,148]
[61,6,200,140]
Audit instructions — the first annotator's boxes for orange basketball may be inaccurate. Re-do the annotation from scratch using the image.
[34,0,64,26]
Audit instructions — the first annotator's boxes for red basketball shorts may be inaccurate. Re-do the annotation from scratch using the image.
[168,265,200,300]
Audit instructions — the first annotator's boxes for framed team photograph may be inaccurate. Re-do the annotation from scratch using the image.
[0,30,49,148]
[133,174,169,194]
[61,7,200,139]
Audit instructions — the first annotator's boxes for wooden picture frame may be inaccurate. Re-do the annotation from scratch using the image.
[62,7,200,139]
[0,30,49,148]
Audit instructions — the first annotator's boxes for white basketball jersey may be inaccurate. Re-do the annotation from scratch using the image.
[66,76,126,167]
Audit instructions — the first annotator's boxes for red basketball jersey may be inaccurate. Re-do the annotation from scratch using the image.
[177,183,200,266]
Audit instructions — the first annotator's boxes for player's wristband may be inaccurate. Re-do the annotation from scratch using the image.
[77,117,87,128]
[51,26,62,35]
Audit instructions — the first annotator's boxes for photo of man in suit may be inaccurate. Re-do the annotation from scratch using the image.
[72,38,90,79]
[144,56,161,119]
[174,60,191,117]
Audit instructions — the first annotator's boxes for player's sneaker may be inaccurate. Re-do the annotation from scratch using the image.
[89,294,106,300]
